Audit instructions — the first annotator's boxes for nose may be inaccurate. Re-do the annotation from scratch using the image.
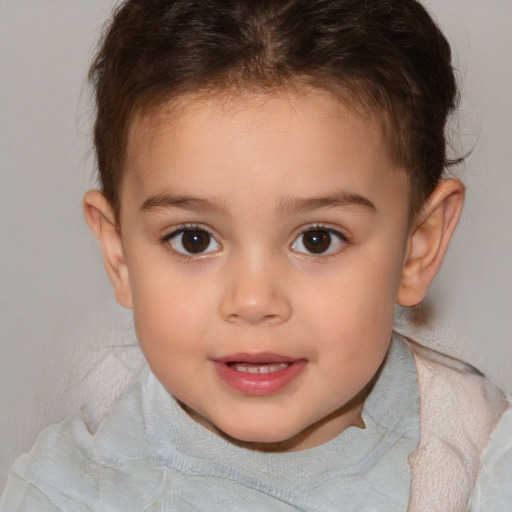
[219,253,292,326]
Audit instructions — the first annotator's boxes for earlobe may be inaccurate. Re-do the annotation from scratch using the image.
[397,179,464,307]
[83,190,133,309]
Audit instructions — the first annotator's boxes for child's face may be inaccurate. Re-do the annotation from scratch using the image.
[118,89,412,450]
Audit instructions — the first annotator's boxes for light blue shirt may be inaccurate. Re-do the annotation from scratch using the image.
[3,335,511,510]
[1,336,420,511]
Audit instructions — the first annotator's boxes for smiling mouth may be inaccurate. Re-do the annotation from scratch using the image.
[213,355,307,395]
[227,362,291,374]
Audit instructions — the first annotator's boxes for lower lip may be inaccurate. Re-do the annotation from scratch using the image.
[212,360,307,396]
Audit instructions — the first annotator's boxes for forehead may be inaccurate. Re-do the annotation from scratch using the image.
[127,86,387,161]
[121,88,409,217]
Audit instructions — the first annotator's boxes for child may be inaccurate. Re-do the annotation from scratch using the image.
[1,0,510,510]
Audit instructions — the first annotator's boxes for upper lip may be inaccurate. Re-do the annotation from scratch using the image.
[213,353,300,364]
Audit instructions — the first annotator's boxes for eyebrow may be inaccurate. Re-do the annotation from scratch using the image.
[276,191,376,215]
[140,190,376,216]
[140,193,229,215]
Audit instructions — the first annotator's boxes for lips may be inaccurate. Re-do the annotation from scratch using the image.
[212,353,307,396]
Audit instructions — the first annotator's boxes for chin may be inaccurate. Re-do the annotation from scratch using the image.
[215,420,309,451]
[183,402,310,450]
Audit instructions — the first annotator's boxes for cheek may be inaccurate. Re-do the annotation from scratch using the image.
[307,261,398,328]
[311,278,393,394]
[300,250,401,370]
[130,267,214,355]
[132,289,212,397]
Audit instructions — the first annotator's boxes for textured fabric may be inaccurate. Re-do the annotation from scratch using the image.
[406,341,508,512]
[3,335,510,512]
[0,336,419,512]
[468,393,512,511]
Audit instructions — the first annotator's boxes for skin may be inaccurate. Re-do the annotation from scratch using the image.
[85,88,464,451]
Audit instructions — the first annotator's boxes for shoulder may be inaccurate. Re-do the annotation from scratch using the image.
[404,337,508,512]
[469,393,512,511]
[0,369,156,511]
[409,339,507,433]
[1,413,103,510]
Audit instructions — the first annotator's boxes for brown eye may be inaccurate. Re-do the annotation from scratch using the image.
[291,228,346,255]
[168,228,220,255]
[302,230,331,253]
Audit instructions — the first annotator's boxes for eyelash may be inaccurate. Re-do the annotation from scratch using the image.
[161,223,221,259]
[160,223,349,260]
[290,224,349,258]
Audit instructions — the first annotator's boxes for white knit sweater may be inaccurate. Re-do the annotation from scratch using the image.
[407,340,508,511]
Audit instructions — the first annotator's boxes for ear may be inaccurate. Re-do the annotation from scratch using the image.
[398,179,464,307]
[83,190,133,309]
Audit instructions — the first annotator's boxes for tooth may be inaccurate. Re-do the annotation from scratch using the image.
[230,362,290,373]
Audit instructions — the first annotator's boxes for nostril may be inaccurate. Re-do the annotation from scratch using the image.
[218,264,292,324]
[221,294,291,325]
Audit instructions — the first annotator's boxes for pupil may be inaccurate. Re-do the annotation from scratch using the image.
[303,230,331,254]
[182,230,210,253]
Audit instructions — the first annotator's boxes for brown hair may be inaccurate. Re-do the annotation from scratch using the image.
[89,0,459,219]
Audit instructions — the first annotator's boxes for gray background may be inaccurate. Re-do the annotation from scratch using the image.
[1,0,511,491]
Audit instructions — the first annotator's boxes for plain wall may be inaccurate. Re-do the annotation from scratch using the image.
[1,0,511,492]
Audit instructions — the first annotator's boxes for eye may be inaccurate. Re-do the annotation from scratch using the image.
[167,227,221,255]
[291,227,346,255]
